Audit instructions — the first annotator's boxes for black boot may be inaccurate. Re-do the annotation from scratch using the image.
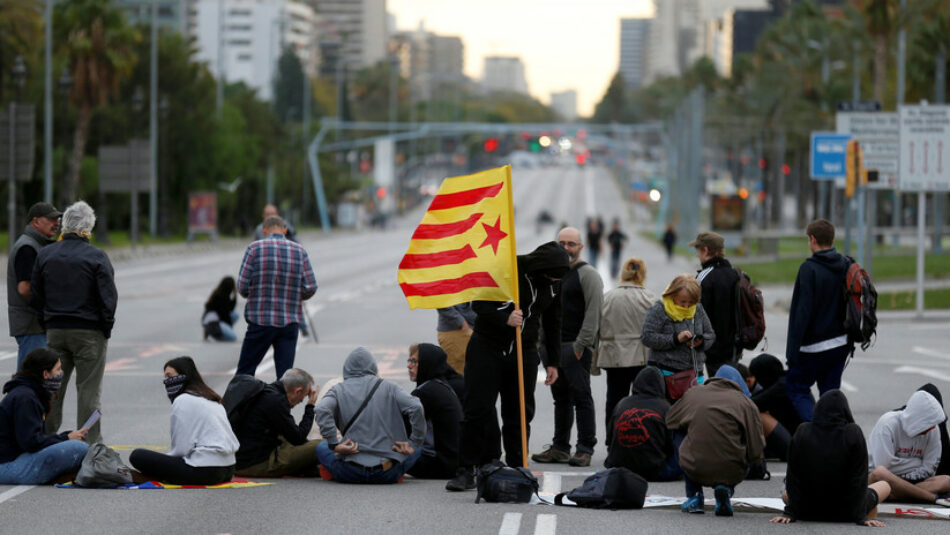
[445,466,476,491]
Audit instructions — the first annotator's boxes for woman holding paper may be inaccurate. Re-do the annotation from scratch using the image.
[0,348,89,484]
[129,356,239,485]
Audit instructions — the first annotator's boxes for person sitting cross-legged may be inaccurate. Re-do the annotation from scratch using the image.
[405,343,463,479]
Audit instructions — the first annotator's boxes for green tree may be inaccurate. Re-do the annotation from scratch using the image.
[273,46,304,123]
[0,0,42,100]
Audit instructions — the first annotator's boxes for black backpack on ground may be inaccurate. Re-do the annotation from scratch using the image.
[222,374,267,429]
[554,467,648,509]
[475,460,539,504]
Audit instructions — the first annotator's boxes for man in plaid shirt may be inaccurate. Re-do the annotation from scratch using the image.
[236,216,317,379]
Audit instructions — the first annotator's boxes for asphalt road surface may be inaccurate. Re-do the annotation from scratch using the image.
[0,163,948,534]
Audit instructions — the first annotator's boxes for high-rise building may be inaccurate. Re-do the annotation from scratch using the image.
[619,17,651,89]
[312,0,388,68]
[191,0,318,102]
[116,0,189,34]
[389,26,465,101]
[550,90,577,121]
[706,8,776,77]
[482,56,528,95]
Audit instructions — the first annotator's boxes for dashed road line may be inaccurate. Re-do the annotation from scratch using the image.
[0,485,33,505]
[499,512,522,535]
[840,380,858,392]
[0,351,17,362]
[895,365,950,382]
[912,346,950,362]
[533,514,557,535]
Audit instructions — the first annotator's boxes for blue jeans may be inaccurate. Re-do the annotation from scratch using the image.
[15,334,47,370]
[786,345,849,422]
[213,312,240,342]
[316,442,421,484]
[236,322,299,379]
[0,440,89,484]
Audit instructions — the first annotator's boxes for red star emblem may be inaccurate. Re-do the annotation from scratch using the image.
[479,216,508,254]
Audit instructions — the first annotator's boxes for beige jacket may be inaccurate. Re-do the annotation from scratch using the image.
[592,282,657,375]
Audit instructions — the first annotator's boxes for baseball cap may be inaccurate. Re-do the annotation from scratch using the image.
[688,231,724,251]
[27,202,62,221]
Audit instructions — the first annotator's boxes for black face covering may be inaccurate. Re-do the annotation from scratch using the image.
[43,372,64,393]
[163,374,188,401]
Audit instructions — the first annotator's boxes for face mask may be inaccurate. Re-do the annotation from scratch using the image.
[163,374,188,401]
[43,372,64,393]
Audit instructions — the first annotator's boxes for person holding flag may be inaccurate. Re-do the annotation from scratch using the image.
[395,166,569,492]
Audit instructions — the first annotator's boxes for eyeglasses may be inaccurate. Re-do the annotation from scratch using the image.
[558,241,580,248]
[407,358,418,366]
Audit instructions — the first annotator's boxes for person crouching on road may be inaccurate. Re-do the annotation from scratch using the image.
[666,364,765,516]
[233,368,322,478]
[129,357,239,485]
[641,274,715,402]
[202,276,239,342]
[406,343,463,479]
[0,348,89,484]
[315,347,425,484]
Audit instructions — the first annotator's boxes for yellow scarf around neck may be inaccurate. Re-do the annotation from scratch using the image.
[662,295,696,322]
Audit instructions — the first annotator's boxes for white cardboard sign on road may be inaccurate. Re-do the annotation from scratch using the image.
[836,111,899,188]
[899,105,950,191]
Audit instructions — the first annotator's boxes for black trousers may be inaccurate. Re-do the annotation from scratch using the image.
[551,345,597,454]
[129,449,235,485]
[604,366,645,430]
[459,333,539,469]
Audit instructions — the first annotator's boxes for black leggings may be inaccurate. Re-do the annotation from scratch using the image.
[129,449,235,485]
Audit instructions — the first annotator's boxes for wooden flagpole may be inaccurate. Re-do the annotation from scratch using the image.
[503,165,529,468]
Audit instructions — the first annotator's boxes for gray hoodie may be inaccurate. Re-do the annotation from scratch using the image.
[868,390,946,481]
[315,347,426,466]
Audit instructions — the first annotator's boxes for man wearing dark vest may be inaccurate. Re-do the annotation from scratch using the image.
[532,226,604,467]
[7,202,61,368]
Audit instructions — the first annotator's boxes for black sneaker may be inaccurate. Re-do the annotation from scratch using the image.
[445,467,476,491]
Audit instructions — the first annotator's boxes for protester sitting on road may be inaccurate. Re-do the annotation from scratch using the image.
[748,354,802,461]
[641,273,715,402]
[232,368,321,478]
[604,366,680,481]
[129,357,239,485]
[891,384,949,477]
[594,257,657,432]
[406,343,463,479]
[770,390,890,527]
[868,390,950,507]
[315,347,425,484]
[203,276,239,342]
[0,348,89,484]
[666,364,765,516]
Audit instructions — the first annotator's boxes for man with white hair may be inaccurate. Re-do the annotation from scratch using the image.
[30,200,117,444]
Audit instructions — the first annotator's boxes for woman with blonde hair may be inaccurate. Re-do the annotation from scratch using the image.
[641,273,715,401]
[594,257,658,428]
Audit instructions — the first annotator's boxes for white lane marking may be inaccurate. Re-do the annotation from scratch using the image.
[541,471,596,477]
[541,473,561,495]
[226,347,274,376]
[840,380,858,392]
[0,485,33,505]
[0,351,17,362]
[895,365,950,382]
[912,346,950,362]
[499,512,522,535]
[533,514,557,535]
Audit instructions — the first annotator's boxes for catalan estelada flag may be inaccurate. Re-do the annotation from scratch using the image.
[398,165,518,310]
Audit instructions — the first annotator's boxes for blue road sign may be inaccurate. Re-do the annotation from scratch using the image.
[810,132,852,180]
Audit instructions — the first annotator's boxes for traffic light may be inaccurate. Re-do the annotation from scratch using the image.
[484,138,499,152]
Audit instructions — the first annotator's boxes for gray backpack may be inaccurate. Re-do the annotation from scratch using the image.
[76,444,133,487]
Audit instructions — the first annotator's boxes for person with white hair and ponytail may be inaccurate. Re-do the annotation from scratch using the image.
[30,200,117,444]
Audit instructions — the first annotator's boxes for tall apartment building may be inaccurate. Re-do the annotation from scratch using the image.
[311,0,388,68]
[192,0,318,101]
[482,56,528,95]
[619,17,651,89]
[706,8,776,77]
[389,27,465,100]
[550,90,577,121]
[116,0,189,33]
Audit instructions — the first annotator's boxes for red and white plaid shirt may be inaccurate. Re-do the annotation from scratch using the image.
[237,234,317,327]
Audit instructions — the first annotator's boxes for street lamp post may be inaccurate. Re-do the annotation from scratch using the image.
[58,67,72,193]
[8,56,27,251]
[131,87,144,247]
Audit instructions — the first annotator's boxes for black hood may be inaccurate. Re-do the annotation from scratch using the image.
[812,389,855,428]
[2,376,51,407]
[631,366,666,399]
[806,247,849,275]
[749,353,784,389]
[415,343,459,385]
[519,241,570,279]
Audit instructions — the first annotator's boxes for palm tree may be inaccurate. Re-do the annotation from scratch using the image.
[0,0,43,100]
[55,0,138,204]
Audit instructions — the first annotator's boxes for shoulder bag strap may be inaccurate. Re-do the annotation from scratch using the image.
[341,378,383,436]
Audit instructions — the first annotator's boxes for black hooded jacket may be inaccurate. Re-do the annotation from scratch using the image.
[785,390,870,524]
[605,367,673,479]
[749,354,803,434]
[408,344,463,479]
[786,248,850,367]
[0,377,70,463]
[471,242,569,368]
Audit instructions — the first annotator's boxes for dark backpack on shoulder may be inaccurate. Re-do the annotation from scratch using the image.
[843,257,878,352]
[475,460,539,504]
[554,467,648,509]
[733,267,766,350]
[222,374,267,429]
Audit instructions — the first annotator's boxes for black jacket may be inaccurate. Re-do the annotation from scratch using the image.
[696,257,740,363]
[30,234,117,338]
[749,354,803,434]
[233,381,314,468]
[471,242,569,368]
[205,293,236,326]
[784,390,870,524]
[786,248,849,366]
[0,377,70,463]
[408,343,463,479]
[605,367,673,480]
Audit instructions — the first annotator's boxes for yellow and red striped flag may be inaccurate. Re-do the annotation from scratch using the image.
[398,165,518,310]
